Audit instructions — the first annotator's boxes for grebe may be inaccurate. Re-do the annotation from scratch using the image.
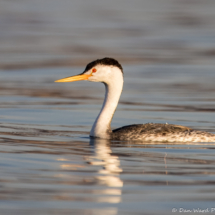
[55,58,215,142]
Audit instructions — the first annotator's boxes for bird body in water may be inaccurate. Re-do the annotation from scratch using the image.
[55,58,215,142]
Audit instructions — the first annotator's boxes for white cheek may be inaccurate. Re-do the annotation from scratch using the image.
[88,75,99,82]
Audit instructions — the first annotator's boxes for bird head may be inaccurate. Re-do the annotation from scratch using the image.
[55,58,123,84]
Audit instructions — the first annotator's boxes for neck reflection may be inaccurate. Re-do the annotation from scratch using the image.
[88,138,123,188]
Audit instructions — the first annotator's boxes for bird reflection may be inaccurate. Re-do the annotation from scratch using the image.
[87,138,123,188]
[84,138,123,207]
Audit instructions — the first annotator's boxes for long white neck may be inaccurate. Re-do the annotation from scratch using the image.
[90,69,123,139]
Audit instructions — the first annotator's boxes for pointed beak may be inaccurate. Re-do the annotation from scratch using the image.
[55,73,91,82]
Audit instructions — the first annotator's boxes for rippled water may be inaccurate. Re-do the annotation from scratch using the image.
[1,65,215,214]
[1,0,215,213]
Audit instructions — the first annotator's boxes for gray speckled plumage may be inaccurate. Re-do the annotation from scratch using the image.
[110,123,215,142]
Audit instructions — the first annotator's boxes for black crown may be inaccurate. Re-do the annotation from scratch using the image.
[84,58,123,73]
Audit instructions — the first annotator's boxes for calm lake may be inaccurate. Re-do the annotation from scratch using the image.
[1,0,215,214]
[1,64,215,215]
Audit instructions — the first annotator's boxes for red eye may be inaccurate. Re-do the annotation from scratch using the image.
[92,68,97,73]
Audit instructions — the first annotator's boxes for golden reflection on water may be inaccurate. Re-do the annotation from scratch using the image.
[88,139,123,187]
[56,138,123,205]
[52,138,123,215]
[87,139,123,206]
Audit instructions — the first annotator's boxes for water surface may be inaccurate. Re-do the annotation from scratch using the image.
[1,65,215,214]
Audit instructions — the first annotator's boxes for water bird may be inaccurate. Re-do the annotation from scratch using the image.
[55,58,215,142]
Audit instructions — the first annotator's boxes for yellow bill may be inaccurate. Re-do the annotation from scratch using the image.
[55,73,91,82]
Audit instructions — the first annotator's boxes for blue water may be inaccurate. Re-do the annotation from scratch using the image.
[1,65,215,215]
